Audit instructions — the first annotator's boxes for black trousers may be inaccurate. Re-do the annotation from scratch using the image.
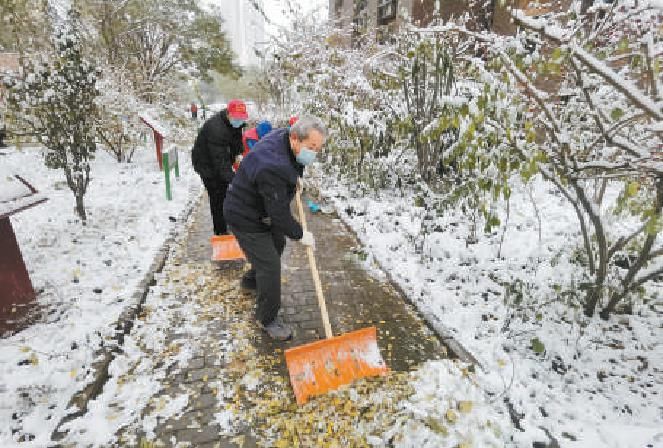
[202,177,229,235]
[230,227,286,325]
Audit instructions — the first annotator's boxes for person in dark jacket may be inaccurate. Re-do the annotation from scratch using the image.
[223,116,325,340]
[0,125,7,148]
[192,99,248,235]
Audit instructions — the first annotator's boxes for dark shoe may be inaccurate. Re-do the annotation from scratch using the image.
[240,276,257,291]
[258,318,292,341]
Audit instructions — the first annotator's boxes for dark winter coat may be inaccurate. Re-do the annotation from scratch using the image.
[191,110,244,183]
[223,128,304,240]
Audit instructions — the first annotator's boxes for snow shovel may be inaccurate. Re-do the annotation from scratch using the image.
[284,190,388,405]
[210,234,245,262]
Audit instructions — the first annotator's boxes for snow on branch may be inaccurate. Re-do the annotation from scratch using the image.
[498,53,561,139]
[571,45,663,121]
[511,8,663,121]
[511,9,569,43]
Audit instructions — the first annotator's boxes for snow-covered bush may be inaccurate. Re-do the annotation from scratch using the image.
[96,70,145,163]
[483,3,663,318]
[262,20,420,190]
[365,2,663,318]
[267,2,662,319]
[3,12,99,223]
[394,32,456,183]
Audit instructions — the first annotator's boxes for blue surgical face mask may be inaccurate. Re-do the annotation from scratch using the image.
[230,119,245,128]
[296,146,317,166]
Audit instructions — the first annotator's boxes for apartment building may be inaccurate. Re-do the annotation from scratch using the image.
[329,0,572,36]
[221,0,267,68]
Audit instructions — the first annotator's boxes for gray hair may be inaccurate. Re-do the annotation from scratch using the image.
[290,115,327,140]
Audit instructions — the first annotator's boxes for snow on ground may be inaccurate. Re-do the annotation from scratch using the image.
[59,264,206,446]
[381,360,509,448]
[317,168,663,448]
[0,143,200,447]
[2,135,661,447]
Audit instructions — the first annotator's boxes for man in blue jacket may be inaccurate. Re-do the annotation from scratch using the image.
[223,116,325,340]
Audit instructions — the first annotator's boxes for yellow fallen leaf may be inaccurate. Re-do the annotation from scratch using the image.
[29,353,39,366]
[425,417,448,435]
[138,438,155,448]
[458,400,473,414]
[20,346,30,353]
[231,435,245,447]
[445,409,457,423]
[344,400,353,414]
[274,439,289,448]
[70,369,77,379]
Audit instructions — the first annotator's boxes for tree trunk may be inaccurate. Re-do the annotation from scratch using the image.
[75,191,87,223]
[600,176,663,318]
[580,0,594,15]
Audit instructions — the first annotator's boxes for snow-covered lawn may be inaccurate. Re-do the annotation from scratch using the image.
[318,171,663,447]
[0,144,200,446]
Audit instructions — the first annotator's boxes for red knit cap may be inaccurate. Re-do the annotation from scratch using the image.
[289,116,298,127]
[227,99,248,120]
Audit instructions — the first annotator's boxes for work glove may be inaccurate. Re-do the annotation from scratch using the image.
[299,230,315,250]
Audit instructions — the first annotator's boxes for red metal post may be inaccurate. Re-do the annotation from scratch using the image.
[154,131,164,170]
[0,217,35,316]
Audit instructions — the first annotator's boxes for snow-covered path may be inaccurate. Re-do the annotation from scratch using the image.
[57,193,509,447]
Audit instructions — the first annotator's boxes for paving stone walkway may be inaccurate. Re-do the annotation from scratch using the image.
[110,191,449,447]
[280,197,447,371]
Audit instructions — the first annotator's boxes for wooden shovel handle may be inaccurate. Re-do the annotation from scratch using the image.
[295,189,333,339]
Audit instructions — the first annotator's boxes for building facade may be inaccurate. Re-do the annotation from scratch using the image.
[329,0,571,37]
[329,0,412,32]
[221,0,267,68]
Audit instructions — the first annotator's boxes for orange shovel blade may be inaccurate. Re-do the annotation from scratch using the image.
[210,235,246,261]
[284,327,388,405]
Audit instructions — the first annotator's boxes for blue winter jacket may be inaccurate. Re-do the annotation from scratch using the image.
[223,128,304,239]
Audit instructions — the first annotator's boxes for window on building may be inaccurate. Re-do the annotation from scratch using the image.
[377,0,397,25]
[354,0,368,26]
[351,0,369,48]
